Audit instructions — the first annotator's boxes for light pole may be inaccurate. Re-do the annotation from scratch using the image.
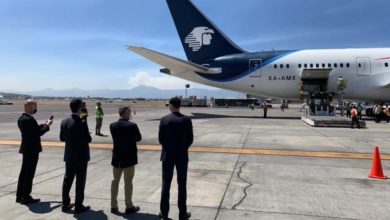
[185,84,190,98]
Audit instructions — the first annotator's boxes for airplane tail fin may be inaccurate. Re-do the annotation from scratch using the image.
[166,0,245,63]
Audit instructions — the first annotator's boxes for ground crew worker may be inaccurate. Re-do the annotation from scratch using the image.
[356,103,363,120]
[262,101,268,118]
[80,102,91,134]
[346,103,351,118]
[80,102,88,122]
[280,100,285,112]
[95,102,104,136]
[250,103,255,111]
[350,106,360,129]
[374,104,382,123]
[384,105,390,123]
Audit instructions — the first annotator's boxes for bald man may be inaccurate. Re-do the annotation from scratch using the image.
[16,99,53,204]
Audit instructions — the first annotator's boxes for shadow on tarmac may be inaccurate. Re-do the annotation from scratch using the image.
[112,212,161,219]
[73,210,108,220]
[26,201,62,214]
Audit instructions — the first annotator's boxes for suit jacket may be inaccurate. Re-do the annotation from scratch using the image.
[110,119,142,168]
[17,113,50,154]
[159,112,193,162]
[60,114,92,163]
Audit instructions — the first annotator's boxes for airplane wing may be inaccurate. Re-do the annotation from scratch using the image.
[127,46,221,75]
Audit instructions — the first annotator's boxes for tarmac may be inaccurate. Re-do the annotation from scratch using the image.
[1,102,390,220]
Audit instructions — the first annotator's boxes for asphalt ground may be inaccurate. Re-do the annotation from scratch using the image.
[1,102,390,219]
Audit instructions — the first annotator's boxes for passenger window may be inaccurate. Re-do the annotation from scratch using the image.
[385,62,389,67]
[316,64,319,68]
[358,63,361,68]
[286,64,290,68]
[280,64,284,68]
[322,63,325,68]
[328,63,331,68]
[274,64,277,69]
[346,63,350,68]
[310,64,313,68]
[340,63,344,68]
[304,64,307,68]
[298,64,302,68]
[334,63,338,68]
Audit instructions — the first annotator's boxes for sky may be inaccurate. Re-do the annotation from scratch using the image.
[0,0,389,92]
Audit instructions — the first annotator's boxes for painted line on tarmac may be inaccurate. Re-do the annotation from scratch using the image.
[0,140,388,160]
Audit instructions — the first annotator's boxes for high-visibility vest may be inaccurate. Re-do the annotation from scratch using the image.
[95,106,104,118]
[375,106,382,115]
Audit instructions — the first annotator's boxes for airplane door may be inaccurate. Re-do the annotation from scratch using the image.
[356,57,371,76]
[249,59,262,77]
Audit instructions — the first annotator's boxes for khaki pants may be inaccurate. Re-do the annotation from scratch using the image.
[111,166,135,209]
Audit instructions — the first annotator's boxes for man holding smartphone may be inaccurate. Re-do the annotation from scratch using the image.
[16,99,53,204]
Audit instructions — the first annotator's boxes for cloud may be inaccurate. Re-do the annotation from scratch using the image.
[127,71,213,90]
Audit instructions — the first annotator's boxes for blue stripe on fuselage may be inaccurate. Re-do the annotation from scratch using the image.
[196,50,298,82]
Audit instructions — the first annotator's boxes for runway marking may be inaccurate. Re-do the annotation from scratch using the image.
[1,140,389,160]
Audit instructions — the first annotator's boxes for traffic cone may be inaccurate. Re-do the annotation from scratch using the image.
[368,146,387,179]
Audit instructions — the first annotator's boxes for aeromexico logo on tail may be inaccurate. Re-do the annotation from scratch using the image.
[185,27,214,52]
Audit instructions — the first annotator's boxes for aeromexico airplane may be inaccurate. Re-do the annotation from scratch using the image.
[129,0,390,101]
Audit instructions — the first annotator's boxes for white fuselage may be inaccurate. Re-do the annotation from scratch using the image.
[172,48,390,101]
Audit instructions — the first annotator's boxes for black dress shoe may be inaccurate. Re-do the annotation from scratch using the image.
[20,197,40,204]
[74,205,90,214]
[62,203,74,212]
[125,206,140,214]
[179,212,191,220]
[158,212,170,220]
[16,197,22,203]
[111,207,119,214]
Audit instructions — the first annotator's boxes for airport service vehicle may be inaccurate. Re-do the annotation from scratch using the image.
[0,101,13,105]
[129,0,390,103]
[0,95,12,105]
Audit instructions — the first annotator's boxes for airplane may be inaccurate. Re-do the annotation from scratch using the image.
[128,0,390,102]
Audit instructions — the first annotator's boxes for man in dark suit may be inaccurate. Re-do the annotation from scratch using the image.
[159,97,193,220]
[60,99,92,213]
[16,99,52,204]
[109,106,142,214]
